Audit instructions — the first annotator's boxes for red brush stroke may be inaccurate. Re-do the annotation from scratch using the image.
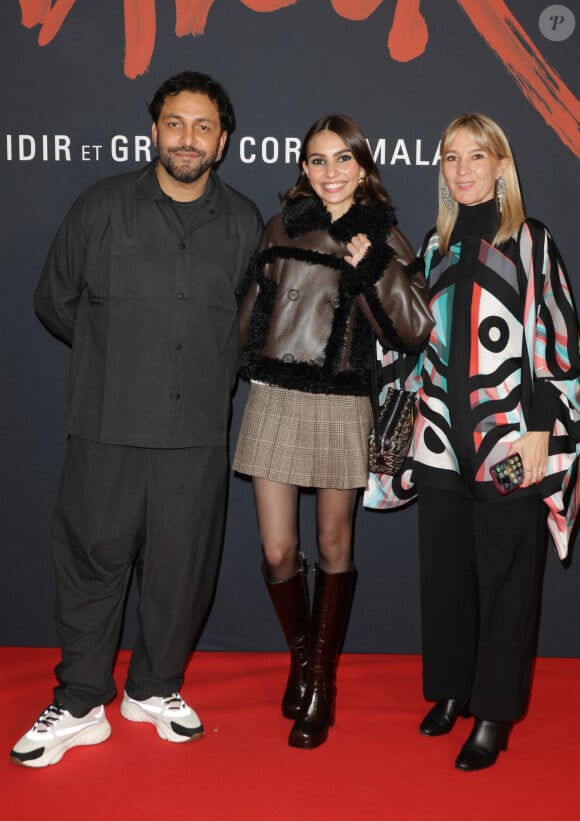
[241,1,297,11]
[17,0,580,158]
[388,0,427,62]
[330,0,382,21]
[457,0,580,158]
[124,0,156,79]
[19,0,75,45]
[20,0,52,27]
[175,0,216,37]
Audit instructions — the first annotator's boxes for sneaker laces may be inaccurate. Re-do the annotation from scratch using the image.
[163,693,186,711]
[34,703,66,732]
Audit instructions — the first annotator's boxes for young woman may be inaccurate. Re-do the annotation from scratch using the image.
[233,114,432,749]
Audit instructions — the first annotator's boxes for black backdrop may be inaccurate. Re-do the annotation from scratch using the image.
[1,1,579,655]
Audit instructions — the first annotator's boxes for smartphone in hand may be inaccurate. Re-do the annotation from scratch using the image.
[489,453,524,495]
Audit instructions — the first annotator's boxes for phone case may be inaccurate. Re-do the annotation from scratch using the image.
[489,453,524,495]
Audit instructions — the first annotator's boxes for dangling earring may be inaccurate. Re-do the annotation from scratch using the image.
[441,181,452,209]
[495,176,506,213]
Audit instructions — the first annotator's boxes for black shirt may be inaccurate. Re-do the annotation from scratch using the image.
[34,163,263,448]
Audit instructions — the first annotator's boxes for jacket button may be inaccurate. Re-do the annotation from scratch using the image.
[170,392,181,400]
[330,295,340,308]
[176,292,184,299]
[288,289,300,301]
[282,353,294,363]
[180,242,186,250]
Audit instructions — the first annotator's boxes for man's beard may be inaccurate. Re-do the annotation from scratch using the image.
[156,145,217,184]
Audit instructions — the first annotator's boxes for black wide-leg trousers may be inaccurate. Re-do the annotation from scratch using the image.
[50,436,228,715]
[417,484,547,721]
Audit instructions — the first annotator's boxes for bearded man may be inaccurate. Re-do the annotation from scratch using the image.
[11,71,263,767]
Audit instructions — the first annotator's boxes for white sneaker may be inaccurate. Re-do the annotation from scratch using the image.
[11,703,111,768]
[120,691,204,742]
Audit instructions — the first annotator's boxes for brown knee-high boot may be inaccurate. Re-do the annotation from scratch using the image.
[262,553,310,719]
[288,563,357,749]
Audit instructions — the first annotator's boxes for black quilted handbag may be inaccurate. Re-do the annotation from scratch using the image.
[368,347,416,476]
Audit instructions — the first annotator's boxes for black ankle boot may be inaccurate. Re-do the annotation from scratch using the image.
[419,698,470,736]
[263,553,310,720]
[455,719,512,771]
[288,564,357,749]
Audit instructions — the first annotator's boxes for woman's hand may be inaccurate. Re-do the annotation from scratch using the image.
[345,233,371,268]
[509,431,550,488]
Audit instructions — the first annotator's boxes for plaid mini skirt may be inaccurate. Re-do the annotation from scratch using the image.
[233,382,372,489]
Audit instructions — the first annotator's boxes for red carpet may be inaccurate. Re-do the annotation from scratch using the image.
[1,649,578,820]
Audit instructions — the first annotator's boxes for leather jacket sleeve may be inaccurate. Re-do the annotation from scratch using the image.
[352,227,434,354]
[237,219,272,351]
[237,257,260,351]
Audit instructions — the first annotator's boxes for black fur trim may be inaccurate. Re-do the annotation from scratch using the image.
[237,352,370,396]
[340,243,395,296]
[362,283,430,354]
[236,251,261,302]
[321,280,351,375]
[329,202,394,246]
[283,196,330,238]
[282,196,395,243]
[258,244,344,272]
[363,283,406,351]
[246,279,277,351]
[348,308,374,373]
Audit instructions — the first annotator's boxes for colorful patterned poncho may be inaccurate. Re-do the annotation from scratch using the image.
[364,215,580,559]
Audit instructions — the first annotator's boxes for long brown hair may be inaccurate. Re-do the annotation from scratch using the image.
[281,114,390,207]
[437,113,525,253]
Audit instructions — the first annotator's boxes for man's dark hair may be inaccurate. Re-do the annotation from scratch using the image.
[148,71,236,134]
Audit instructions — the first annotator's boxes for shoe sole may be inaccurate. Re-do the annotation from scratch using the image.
[11,719,112,768]
[120,700,204,743]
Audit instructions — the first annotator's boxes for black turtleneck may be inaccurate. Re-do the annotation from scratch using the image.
[451,198,500,242]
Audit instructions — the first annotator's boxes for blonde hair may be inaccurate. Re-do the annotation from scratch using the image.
[436,113,525,253]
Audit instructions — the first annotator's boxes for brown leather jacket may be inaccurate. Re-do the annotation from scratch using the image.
[237,197,433,396]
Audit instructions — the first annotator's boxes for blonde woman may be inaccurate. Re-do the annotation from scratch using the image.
[410,114,580,770]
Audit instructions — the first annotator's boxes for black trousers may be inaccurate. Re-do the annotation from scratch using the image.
[417,484,547,721]
[50,436,228,715]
